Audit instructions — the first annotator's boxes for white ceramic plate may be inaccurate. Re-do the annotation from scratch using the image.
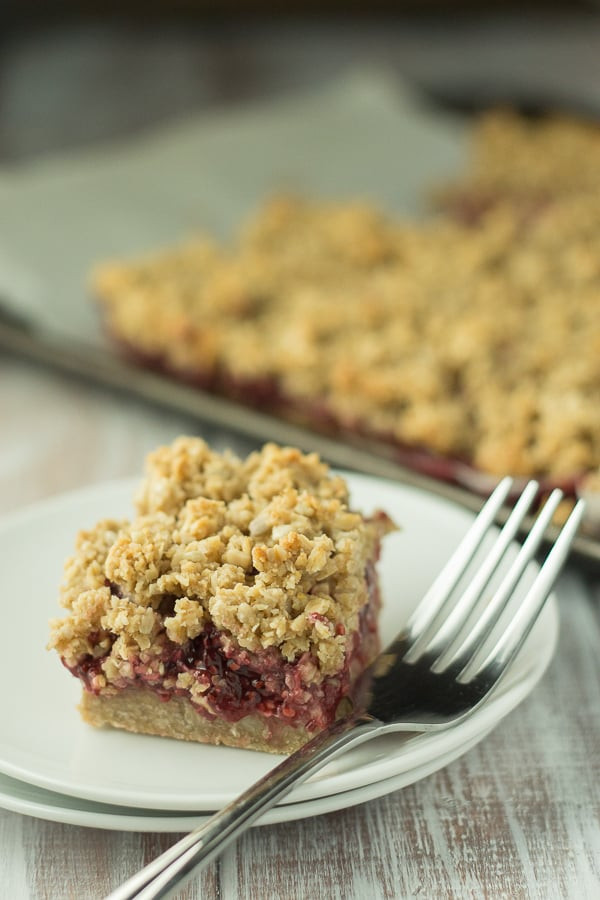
[0,474,558,812]
[0,726,494,832]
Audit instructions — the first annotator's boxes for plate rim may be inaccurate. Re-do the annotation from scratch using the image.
[0,724,496,832]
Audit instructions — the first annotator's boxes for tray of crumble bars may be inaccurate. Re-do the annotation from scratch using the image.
[93,112,600,559]
[1,85,600,563]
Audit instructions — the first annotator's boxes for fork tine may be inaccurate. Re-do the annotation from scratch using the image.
[419,479,540,665]
[403,476,513,647]
[469,498,586,684]
[439,487,566,676]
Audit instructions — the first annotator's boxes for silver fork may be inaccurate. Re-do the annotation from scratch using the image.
[107,478,585,900]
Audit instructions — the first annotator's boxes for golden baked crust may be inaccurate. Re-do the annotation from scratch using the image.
[95,189,600,483]
[79,687,316,754]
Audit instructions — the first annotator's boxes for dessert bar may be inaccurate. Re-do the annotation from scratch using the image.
[48,439,394,753]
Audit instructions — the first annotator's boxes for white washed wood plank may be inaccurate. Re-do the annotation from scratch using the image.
[0,811,31,899]
[0,355,257,517]
[18,819,218,899]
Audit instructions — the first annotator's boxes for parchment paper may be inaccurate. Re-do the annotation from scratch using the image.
[0,70,466,345]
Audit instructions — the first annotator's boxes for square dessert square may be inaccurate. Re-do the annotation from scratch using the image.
[48,439,394,754]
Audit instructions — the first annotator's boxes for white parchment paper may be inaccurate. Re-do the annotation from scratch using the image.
[0,71,466,346]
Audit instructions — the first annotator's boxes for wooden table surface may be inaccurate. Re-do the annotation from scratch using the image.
[1,20,600,900]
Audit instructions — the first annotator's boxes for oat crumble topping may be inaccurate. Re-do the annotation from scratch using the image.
[436,110,600,208]
[48,439,392,682]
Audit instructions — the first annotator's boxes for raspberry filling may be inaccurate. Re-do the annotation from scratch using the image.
[111,334,581,502]
[65,561,380,734]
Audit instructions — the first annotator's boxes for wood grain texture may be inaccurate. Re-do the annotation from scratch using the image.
[1,353,599,900]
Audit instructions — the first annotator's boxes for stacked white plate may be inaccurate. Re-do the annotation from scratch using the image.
[0,474,558,831]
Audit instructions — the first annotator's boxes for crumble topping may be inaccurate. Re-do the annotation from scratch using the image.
[436,110,600,211]
[49,439,393,679]
[95,189,600,481]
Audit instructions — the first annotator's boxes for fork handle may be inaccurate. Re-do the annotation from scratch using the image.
[106,716,381,900]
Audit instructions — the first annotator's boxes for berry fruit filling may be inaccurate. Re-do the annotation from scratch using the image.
[66,562,380,734]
